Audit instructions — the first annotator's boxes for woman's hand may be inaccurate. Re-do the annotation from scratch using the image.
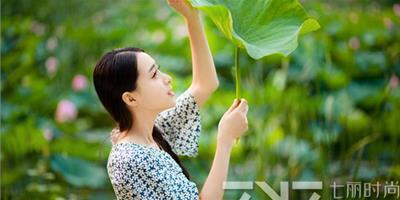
[200,98,248,199]
[217,98,249,146]
[167,0,199,20]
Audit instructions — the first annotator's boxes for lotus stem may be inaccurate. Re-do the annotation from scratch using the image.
[235,47,241,99]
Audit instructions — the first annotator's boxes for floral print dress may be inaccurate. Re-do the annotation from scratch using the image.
[107,90,201,200]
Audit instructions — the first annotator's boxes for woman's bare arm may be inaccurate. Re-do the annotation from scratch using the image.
[200,99,249,199]
[168,2,250,199]
[199,140,233,200]
[185,13,219,107]
[168,0,219,108]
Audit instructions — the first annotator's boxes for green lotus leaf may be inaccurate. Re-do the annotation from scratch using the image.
[188,0,320,59]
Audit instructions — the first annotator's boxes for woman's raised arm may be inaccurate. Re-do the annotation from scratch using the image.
[168,0,219,108]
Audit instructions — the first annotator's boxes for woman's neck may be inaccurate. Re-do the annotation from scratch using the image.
[118,108,159,147]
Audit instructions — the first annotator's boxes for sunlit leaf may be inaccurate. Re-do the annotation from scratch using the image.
[188,0,320,58]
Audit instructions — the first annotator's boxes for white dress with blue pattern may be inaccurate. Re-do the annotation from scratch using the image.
[107,90,201,199]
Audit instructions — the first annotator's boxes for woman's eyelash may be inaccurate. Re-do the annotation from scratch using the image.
[152,65,161,78]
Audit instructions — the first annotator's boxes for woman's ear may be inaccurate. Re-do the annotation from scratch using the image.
[122,91,138,107]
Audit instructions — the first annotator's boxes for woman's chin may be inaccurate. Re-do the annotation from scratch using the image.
[164,98,176,109]
[159,95,176,111]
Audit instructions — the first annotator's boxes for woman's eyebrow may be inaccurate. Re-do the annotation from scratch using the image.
[148,63,156,73]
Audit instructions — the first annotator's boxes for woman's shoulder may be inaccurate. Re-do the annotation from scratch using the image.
[107,143,156,170]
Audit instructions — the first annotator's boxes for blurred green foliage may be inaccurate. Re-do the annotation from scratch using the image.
[1,0,399,199]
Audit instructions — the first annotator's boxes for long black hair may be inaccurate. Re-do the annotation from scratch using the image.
[93,47,190,179]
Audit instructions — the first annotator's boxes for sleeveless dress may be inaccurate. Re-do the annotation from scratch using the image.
[107,90,201,199]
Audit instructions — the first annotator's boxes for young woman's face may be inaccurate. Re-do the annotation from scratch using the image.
[132,52,176,112]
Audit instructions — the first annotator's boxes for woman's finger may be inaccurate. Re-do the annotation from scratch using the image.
[227,99,240,113]
[242,102,249,114]
[237,98,248,112]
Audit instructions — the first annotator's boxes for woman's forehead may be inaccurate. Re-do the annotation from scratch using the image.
[137,52,155,74]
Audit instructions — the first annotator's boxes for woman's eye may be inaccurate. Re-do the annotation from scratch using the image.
[152,66,161,78]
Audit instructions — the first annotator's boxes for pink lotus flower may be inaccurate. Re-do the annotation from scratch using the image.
[394,4,400,17]
[71,74,88,91]
[383,17,393,30]
[42,128,53,141]
[348,36,360,50]
[55,99,77,123]
[390,74,398,89]
[152,30,166,44]
[46,37,58,51]
[31,21,46,36]
[45,57,58,78]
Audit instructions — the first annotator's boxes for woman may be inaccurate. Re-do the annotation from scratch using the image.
[93,0,249,199]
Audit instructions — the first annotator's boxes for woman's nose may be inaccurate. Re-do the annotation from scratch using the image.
[163,73,172,84]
